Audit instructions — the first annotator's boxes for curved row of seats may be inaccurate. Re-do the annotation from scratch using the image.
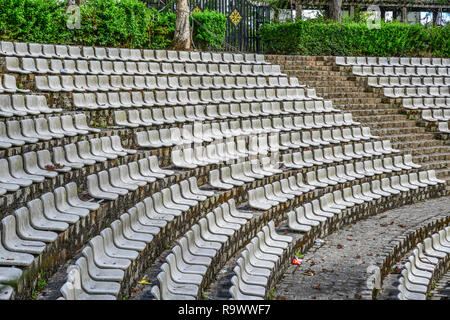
[0,114,97,148]
[59,178,215,300]
[0,94,59,117]
[229,221,292,300]
[384,86,448,98]
[397,227,450,300]
[368,76,449,88]
[287,171,443,233]
[336,56,449,67]
[134,117,365,149]
[119,106,343,129]
[352,66,449,77]
[36,78,317,102]
[0,41,270,65]
[209,150,412,193]
[8,57,283,77]
[75,92,336,113]
[86,155,174,200]
[125,107,353,130]
[249,170,441,212]
[422,109,450,122]
[0,135,131,195]
[403,97,449,109]
[170,135,393,171]
[7,58,302,89]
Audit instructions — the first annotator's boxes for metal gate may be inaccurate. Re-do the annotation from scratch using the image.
[143,0,270,53]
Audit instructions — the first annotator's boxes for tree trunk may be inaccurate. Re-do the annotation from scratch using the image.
[173,0,191,51]
[295,0,302,20]
[329,0,342,22]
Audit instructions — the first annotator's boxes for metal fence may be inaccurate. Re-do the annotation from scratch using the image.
[142,0,271,53]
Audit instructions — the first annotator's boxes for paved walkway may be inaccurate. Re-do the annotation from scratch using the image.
[274,196,450,300]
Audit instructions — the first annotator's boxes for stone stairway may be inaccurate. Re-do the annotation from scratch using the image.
[265,55,450,192]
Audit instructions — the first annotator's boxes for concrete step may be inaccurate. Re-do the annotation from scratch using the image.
[349,108,400,116]
[315,87,374,95]
[392,139,445,149]
[327,97,384,104]
[367,120,419,129]
[355,114,409,122]
[385,133,439,142]
[371,127,427,136]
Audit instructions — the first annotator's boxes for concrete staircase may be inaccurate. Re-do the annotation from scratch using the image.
[265,55,450,192]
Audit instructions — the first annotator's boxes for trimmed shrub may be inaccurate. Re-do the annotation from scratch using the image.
[0,0,70,43]
[74,0,176,49]
[259,20,450,57]
[0,0,227,50]
[191,9,227,50]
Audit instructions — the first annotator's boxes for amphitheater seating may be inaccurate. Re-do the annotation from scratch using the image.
[336,56,450,134]
[0,40,446,300]
[59,178,220,300]
[397,226,450,300]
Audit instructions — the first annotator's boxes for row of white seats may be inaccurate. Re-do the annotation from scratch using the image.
[284,149,419,171]
[135,120,368,149]
[398,227,450,300]
[368,76,450,88]
[0,114,98,148]
[210,151,412,193]
[87,155,173,200]
[0,41,270,65]
[122,109,353,131]
[229,221,292,300]
[59,178,215,300]
[115,104,340,129]
[152,199,252,300]
[74,91,337,114]
[37,77,318,102]
[384,86,449,98]
[0,182,99,273]
[0,74,28,93]
[287,171,444,233]
[336,56,449,67]
[422,109,450,122]
[352,66,449,77]
[0,135,132,194]
[0,94,60,117]
[249,169,440,212]
[171,135,395,170]
[5,57,301,90]
[209,157,284,190]
[403,97,449,109]
[6,57,282,77]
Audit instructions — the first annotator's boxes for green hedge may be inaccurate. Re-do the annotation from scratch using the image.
[259,20,450,57]
[0,0,227,50]
[191,9,227,50]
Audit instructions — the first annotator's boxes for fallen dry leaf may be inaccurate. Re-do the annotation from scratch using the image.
[312,283,322,290]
